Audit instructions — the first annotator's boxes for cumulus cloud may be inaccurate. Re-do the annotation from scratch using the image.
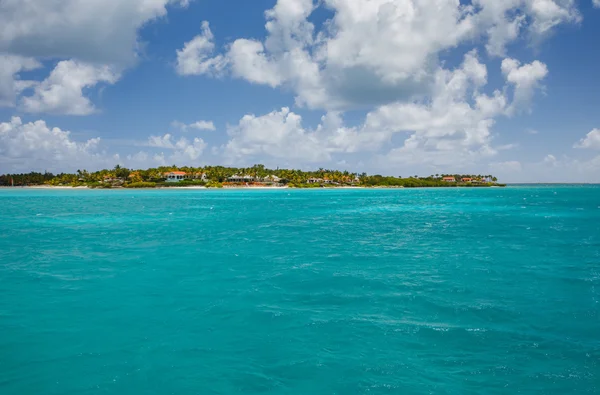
[147,133,207,161]
[525,0,580,38]
[501,58,548,114]
[0,0,188,115]
[0,116,210,173]
[20,60,120,115]
[193,0,476,109]
[369,51,506,169]
[473,0,580,57]
[224,107,330,165]
[0,0,189,66]
[179,0,577,111]
[222,50,551,172]
[0,116,112,172]
[172,120,216,131]
[594,0,600,8]
[176,21,227,76]
[483,154,600,183]
[227,40,284,88]
[574,129,600,149]
[0,54,41,107]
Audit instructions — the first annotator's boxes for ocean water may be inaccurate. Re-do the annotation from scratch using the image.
[0,186,599,394]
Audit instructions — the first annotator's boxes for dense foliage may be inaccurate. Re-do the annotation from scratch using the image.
[124,182,157,188]
[360,175,498,187]
[0,165,500,188]
[0,172,58,186]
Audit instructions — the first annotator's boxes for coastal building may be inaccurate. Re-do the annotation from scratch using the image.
[192,172,208,181]
[103,176,122,183]
[165,171,187,182]
[461,177,473,183]
[307,178,323,184]
[442,177,456,182]
[228,175,255,183]
[263,175,281,183]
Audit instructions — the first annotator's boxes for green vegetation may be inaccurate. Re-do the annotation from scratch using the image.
[287,182,323,188]
[157,179,206,187]
[125,182,157,188]
[0,165,501,188]
[87,182,112,189]
[360,175,497,188]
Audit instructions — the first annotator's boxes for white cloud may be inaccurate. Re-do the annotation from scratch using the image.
[180,0,578,111]
[594,0,600,8]
[221,51,550,172]
[224,107,330,165]
[20,60,119,115]
[0,115,210,173]
[176,21,227,76]
[472,0,525,57]
[0,116,112,172]
[227,40,284,87]
[147,133,207,161]
[224,0,476,109]
[0,0,190,115]
[369,51,506,168]
[172,120,216,131]
[543,153,559,166]
[473,0,580,57]
[532,154,600,182]
[487,154,600,183]
[189,121,216,131]
[526,0,580,38]
[0,0,189,66]
[0,54,41,107]
[574,129,600,149]
[501,58,548,114]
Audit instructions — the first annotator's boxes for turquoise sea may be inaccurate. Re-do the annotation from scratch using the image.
[1,186,599,394]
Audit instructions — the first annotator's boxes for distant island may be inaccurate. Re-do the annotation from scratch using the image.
[0,165,503,188]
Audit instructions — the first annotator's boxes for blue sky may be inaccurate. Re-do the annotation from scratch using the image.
[1,0,599,182]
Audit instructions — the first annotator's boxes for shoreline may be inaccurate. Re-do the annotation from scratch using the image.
[0,185,510,190]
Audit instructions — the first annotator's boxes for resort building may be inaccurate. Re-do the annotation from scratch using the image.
[263,175,281,183]
[307,178,324,184]
[442,176,456,182]
[165,171,187,182]
[191,172,208,181]
[461,177,473,183]
[228,175,255,183]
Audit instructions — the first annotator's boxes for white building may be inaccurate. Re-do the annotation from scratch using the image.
[165,171,187,182]
[228,174,254,183]
[194,173,208,181]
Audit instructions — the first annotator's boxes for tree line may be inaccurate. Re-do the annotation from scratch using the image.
[0,165,500,187]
